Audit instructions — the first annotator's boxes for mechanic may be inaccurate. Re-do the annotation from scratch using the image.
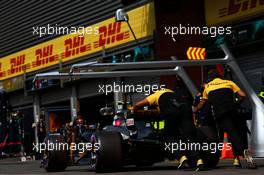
[258,74,264,103]
[32,112,46,143]
[193,69,257,169]
[133,86,204,171]
[193,84,215,127]
[259,89,264,103]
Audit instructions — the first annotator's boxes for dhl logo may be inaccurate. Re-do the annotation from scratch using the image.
[62,36,91,59]
[219,0,264,17]
[1,22,130,78]
[33,45,59,67]
[94,22,130,48]
[0,63,4,78]
[8,54,30,75]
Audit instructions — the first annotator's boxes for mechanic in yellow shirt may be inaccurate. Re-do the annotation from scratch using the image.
[133,87,204,171]
[194,69,257,169]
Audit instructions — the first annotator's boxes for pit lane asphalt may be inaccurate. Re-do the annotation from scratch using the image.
[0,158,264,175]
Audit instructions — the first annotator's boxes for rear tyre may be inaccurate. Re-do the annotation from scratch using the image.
[90,132,123,172]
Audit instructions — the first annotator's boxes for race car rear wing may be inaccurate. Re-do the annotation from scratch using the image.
[33,44,264,157]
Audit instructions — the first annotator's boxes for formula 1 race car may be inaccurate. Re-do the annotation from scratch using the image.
[40,106,221,172]
[88,108,221,172]
[41,103,252,173]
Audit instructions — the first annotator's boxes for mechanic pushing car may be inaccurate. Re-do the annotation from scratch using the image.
[132,82,204,171]
[258,73,264,103]
[193,69,257,169]
[193,83,215,127]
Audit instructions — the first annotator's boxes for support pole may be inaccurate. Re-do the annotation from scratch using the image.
[221,44,264,157]
[70,86,78,122]
[114,78,124,111]
[33,95,40,146]
[174,66,198,96]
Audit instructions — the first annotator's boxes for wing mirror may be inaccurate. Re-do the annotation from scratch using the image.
[99,106,114,116]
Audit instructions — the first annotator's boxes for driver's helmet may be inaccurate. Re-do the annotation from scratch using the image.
[113,110,126,126]
[76,117,84,125]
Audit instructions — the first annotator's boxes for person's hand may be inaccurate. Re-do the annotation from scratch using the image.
[127,106,133,114]
[32,123,36,128]
[193,113,198,127]
[130,106,139,112]
[69,121,73,127]
[127,106,134,111]
[192,106,197,113]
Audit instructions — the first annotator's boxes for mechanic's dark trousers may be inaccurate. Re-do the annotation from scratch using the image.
[215,110,244,157]
[199,102,215,126]
[177,104,200,161]
[159,93,200,161]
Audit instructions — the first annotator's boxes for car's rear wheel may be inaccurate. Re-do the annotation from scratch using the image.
[90,132,123,172]
[43,134,68,172]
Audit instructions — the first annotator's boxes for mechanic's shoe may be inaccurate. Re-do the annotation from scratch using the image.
[195,159,204,171]
[233,157,242,168]
[244,149,257,169]
[178,155,188,169]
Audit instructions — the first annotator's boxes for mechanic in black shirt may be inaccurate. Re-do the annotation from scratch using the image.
[133,85,204,171]
[193,69,257,169]
[258,74,264,103]
[193,84,215,127]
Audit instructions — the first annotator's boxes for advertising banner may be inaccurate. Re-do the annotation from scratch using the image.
[0,3,155,81]
[205,0,264,26]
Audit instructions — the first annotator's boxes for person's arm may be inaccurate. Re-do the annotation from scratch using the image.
[230,80,246,98]
[230,81,246,102]
[235,89,246,106]
[237,89,246,98]
[134,98,150,110]
[193,87,208,113]
[193,99,207,113]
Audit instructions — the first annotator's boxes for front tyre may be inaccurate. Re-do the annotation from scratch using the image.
[43,134,68,172]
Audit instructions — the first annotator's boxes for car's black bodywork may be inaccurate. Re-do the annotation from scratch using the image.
[42,108,220,172]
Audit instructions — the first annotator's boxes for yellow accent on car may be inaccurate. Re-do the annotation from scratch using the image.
[152,120,165,130]
[258,92,264,98]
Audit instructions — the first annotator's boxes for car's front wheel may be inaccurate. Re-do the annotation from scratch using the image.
[43,134,68,172]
